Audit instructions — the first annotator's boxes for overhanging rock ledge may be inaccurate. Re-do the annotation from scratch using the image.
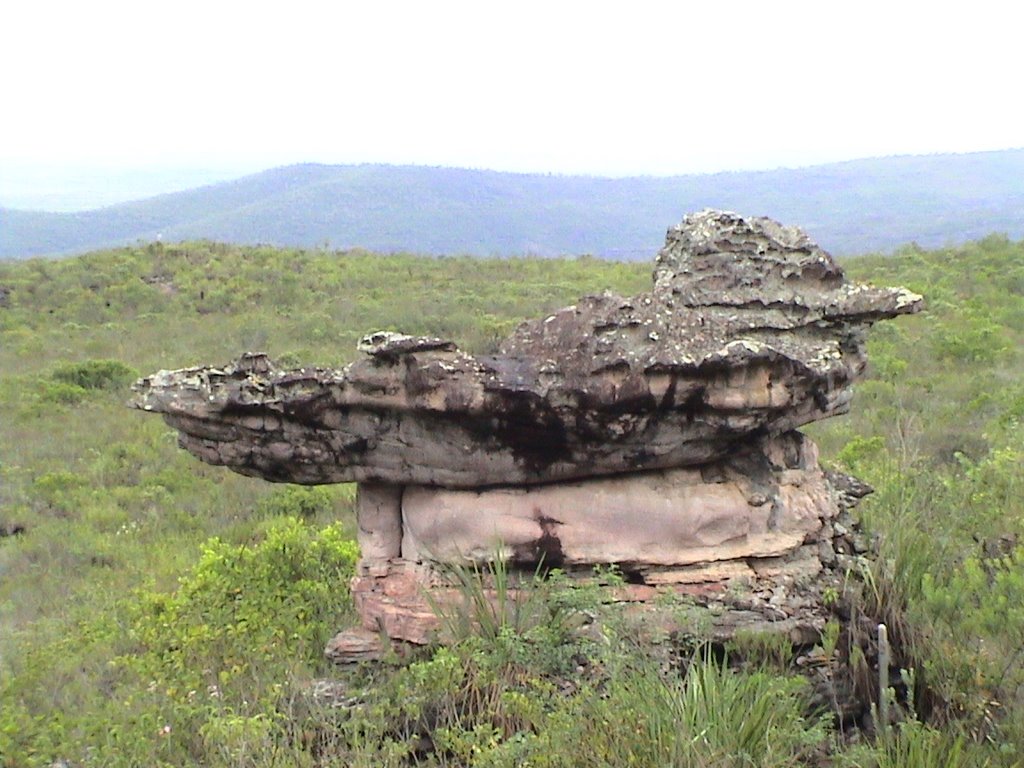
[134,210,920,488]
[132,210,922,657]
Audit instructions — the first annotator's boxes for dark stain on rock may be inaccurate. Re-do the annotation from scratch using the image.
[658,372,679,410]
[472,390,569,474]
[512,508,565,570]
[343,436,369,454]
[678,386,706,421]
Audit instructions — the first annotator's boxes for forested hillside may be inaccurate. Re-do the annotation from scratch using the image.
[0,238,1022,766]
[4,149,1024,259]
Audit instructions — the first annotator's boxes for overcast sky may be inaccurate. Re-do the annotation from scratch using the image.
[2,0,1021,177]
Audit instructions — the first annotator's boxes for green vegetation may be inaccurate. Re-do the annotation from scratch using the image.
[1,237,1022,765]
[1,518,357,764]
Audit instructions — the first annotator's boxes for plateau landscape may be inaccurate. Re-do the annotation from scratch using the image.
[2,207,1023,765]
[3,0,1023,765]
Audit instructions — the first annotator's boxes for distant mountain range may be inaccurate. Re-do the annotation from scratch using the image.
[3,149,1024,260]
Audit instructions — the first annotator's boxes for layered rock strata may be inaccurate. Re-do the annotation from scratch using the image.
[134,211,920,489]
[401,431,829,570]
[133,210,921,657]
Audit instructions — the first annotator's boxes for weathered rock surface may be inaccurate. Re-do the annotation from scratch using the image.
[324,626,388,664]
[132,211,921,488]
[132,211,920,659]
[356,483,403,560]
[343,438,872,649]
[345,533,850,648]
[401,432,831,570]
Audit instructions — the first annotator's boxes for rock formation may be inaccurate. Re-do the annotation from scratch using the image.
[133,210,922,659]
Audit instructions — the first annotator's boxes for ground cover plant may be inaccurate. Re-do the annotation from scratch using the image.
[0,237,1022,765]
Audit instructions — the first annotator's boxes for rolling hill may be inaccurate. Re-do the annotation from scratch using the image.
[3,148,1024,259]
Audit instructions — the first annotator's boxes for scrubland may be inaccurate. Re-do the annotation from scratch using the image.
[0,238,1021,766]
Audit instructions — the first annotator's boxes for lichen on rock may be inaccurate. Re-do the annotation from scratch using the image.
[133,210,920,489]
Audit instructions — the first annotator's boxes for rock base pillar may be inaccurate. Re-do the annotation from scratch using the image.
[356,483,403,561]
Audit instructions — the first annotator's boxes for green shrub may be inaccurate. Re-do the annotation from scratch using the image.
[932,314,1008,364]
[0,518,359,766]
[34,378,89,404]
[50,358,137,390]
[255,484,347,520]
[32,469,87,500]
[428,557,586,646]
[546,654,827,768]
[835,719,987,768]
[129,517,359,682]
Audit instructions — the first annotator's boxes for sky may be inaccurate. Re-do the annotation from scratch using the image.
[2,0,1022,179]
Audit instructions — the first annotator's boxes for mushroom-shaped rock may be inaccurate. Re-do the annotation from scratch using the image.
[132,211,921,488]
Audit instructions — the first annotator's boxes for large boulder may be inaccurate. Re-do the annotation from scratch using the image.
[132,211,922,656]
[132,211,921,488]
